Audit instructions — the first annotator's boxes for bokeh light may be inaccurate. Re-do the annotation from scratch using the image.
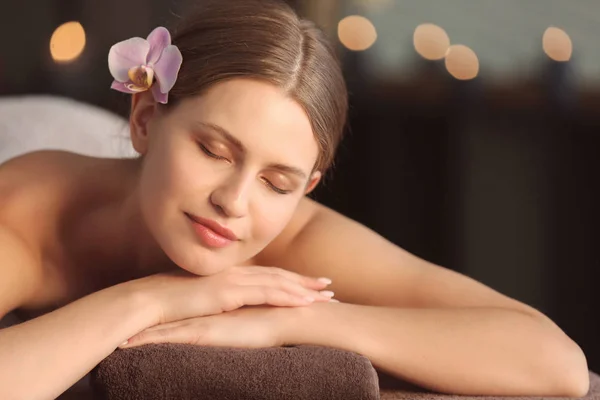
[338,15,377,51]
[543,27,572,62]
[413,23,450,61]
[50,21,86,63]
[445,44,479,80]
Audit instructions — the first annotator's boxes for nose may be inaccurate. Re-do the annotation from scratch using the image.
[209,175,250,219]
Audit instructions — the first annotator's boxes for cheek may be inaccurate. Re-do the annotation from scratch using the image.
[251,200,298,243]
[138,149,187,226]
[145,142,196,197]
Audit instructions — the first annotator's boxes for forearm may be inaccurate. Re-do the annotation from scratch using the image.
[284,303,588,397]
[0,282,157,400]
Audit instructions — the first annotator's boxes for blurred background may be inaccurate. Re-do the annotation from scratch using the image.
[1,0,598,373]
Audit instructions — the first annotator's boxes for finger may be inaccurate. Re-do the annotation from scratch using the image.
[257,267,332,289]
[243,272,333,300]
[244,266,332,289]
[141,320,187,333]
[235,286,329,308]
[239,273,334,302]
[121,326,202,348]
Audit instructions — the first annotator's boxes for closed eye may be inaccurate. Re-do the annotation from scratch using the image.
[200,142,291,195]
[198,143,228,162]
[261,178,291,195]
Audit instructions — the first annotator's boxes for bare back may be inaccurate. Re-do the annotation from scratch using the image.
[0,150,147,318]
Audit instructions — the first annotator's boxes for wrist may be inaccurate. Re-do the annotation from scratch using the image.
[273,305,311,346]
[113,279,162,328]
[277,303,332,347]
[278,302,360,352]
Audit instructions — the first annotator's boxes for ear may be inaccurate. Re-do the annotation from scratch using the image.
[304,170,322,195]
[129,91,158,155]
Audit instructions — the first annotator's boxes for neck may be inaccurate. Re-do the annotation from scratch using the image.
[66,157,174,287]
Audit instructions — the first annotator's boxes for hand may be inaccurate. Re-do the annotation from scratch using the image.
[129,266,335,325]
[121,306,289,349]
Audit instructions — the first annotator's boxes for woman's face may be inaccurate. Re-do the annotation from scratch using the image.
[130,78,321,275]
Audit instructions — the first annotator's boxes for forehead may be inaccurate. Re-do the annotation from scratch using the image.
[172,78,319,171]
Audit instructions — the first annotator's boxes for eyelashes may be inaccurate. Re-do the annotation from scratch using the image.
[261,178,289,195]
[198,143,228,161]
[197,142,291,195]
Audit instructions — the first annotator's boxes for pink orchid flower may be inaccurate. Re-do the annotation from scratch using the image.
[108,26,183,104]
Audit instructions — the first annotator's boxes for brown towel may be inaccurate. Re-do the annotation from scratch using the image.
[378,370,600,399]
[91,343,600,400]
[91,344,380,400]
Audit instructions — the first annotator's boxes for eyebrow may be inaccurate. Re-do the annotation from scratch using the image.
[194,121,309,180]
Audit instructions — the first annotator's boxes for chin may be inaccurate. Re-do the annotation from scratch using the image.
[151,213,254,276]
[177,248,232,276]
[162,237,237,276]
[180,259,229,276]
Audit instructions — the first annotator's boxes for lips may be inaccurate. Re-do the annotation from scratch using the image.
[185,213,239,241]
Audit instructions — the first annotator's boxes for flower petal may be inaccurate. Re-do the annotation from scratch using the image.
[111,80,138,94]
[152,84,168,104]
[146,26,171,65]
[153,45,183,94]
[108,37,150,82]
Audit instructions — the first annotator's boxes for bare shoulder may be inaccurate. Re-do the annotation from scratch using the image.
[258,196,546,320]
[0,149,87,192]
[0,150,89,221]
[254,196,322,265]
[0,225,42,318]
[0,150,94,317]
[0,149,88,182]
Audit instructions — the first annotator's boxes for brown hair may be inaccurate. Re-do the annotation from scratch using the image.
[164,0,348,174]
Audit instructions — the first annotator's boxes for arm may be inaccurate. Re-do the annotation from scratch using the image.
[0,225,331,400]
[283,303,587,397]
[0,227,156,400]
[0,286,155,400]
[258,198,589,397]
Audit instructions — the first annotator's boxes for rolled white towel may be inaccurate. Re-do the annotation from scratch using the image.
[0,95,137,164]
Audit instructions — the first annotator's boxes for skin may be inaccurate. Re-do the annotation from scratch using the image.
[130,78,322,276]
[0,78,590,399]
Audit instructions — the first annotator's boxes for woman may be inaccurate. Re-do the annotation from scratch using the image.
[0,0,588,398]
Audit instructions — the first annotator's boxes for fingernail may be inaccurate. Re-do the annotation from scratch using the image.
[304,296,315,303]
[329,299,340,303]
[120,340,129,347]
[319,290,334,298]
[317,277,332,285]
